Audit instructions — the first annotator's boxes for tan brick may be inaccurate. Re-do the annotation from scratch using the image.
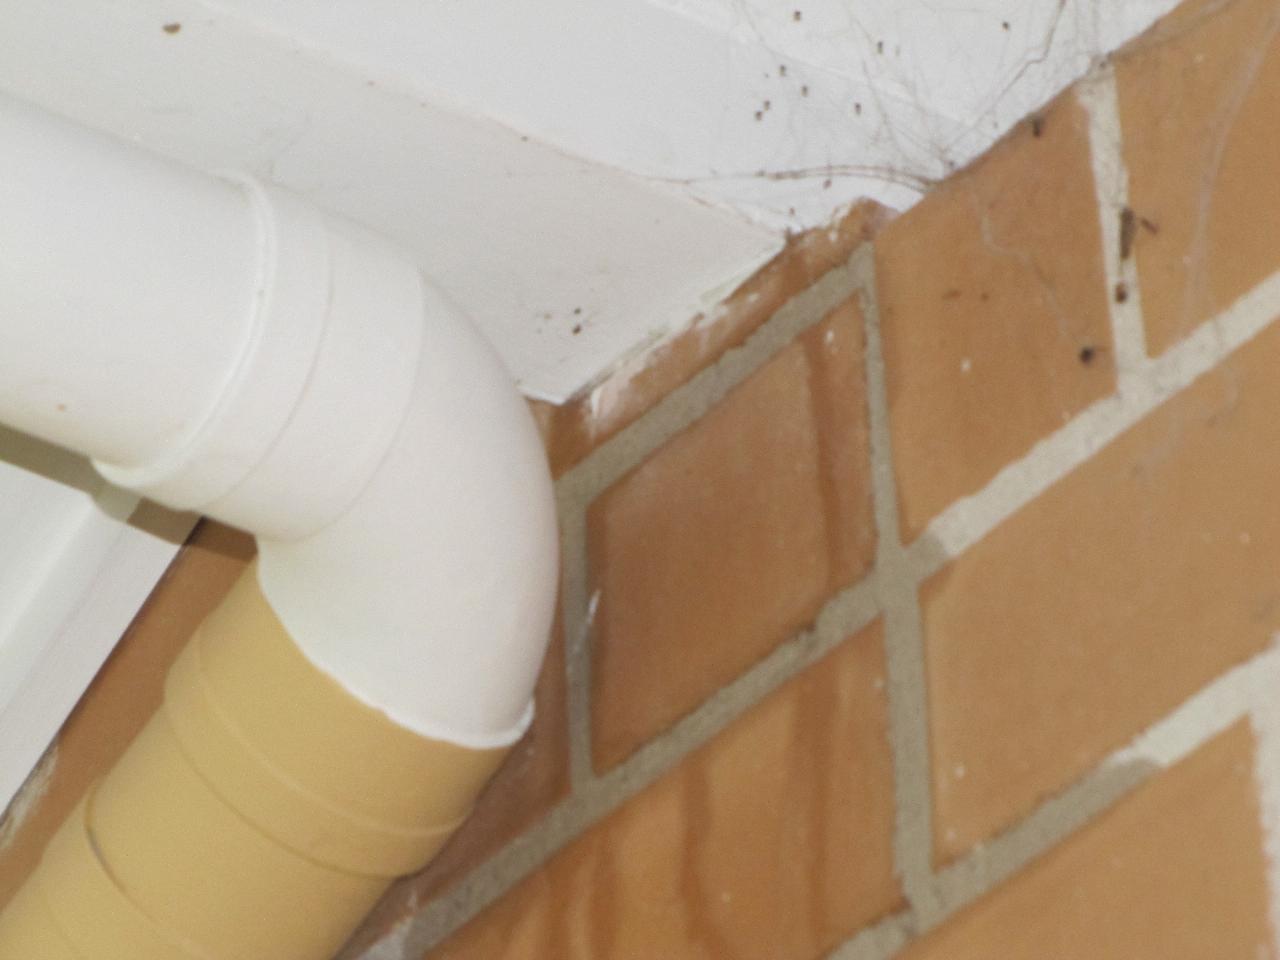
[925,319,1280,862]
[587,302,876,771]
[903,723,1273,959]
[876,92,1115,543]
[342,616,569,955]
[541,202,891,477]
[1117,0,1280,356]
[430,622,901,960]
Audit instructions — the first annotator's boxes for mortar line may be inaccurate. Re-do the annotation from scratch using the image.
[856,254,941,925]
[557,247,870,509]
[887,642,1280,948]
[1078,65,1149,384]
[557,496,595,791]
[825,908,913,960]
[364,579,883,959]
[906,265,1280,573]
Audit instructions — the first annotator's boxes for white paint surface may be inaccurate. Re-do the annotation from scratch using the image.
[0,0,1180,403]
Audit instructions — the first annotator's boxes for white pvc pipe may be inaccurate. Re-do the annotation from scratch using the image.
[0,92,558,747]
[0,97,259,467]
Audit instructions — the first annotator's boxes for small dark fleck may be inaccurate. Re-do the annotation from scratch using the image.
[521,135,530,142]
[779,64,788,77]
[801,85,810,97]
[763,99,771,111]
[788,206,796,216]
[822,178,832,189]
[1002,20,1010,30]
[754,110,764,121]
[793,9,802,21]
[1079,345,1098,365]
[162,22,181,34]
[876,40,884,54]
[854,101,862,115]
[941,288,962,300]
[1119,206,1137,260]
[1114,282,1129,304]
[1030,115,1045,137]
[979,291,991,302]
[572,324,583,335]
[1140,215,1160,236]
[573,306,582,315]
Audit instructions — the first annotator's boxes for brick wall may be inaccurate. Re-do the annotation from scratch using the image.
[350,1,1280,954]
[3,0,1279,956]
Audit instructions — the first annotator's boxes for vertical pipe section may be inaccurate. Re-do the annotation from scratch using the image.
[0,565,507,959]
[0,96,258,467]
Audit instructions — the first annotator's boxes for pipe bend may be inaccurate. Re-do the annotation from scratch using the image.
[97,179,559,748]
[256,274,561,746]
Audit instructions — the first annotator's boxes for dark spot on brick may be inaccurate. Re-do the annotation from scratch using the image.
[979,291,991,302]
[793,9,802,21]
[162,22,181,34]
[1079,345,1097,365]
[1119,206,1137,261]
[1030,115,1044,137]
[1002,20,1010,30]
[1114,282,1129,304]
[941,289,962,300]
[572,324,583,335]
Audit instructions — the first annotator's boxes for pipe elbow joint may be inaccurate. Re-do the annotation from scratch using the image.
[94,179,559,747]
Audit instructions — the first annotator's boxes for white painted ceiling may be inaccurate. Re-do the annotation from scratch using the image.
[0,0,1179,403]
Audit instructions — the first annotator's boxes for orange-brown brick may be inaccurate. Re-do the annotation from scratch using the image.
[902,723,1273,959]
[430,621,900,960]
[876,91,1115,543]
[925,319,1280,862]
[1117,0,1280,356]
[587,302,876,770]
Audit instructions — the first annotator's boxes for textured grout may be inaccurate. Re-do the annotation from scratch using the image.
[854,251,941,926]
[1077,66,1149,383]
[555,498,594,791]
[825,909,913,960]
[1247,650,1280,945]
[911,642,1280,947]
[909,265,1280,572]
[555,251,870,508]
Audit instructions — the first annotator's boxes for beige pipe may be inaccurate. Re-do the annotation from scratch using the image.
[0,563,507,959]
